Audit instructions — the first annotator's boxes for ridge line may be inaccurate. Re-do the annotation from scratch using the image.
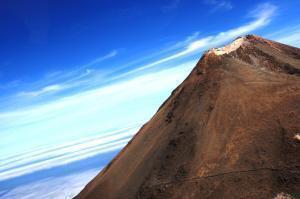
[147,167,300,187]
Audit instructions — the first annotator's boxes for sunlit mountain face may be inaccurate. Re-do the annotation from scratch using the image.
[76,35,300,199]
[0,0,299,198]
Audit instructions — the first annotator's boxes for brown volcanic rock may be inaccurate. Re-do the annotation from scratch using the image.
[76,35,300,199]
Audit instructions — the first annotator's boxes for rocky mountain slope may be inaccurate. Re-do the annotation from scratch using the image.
[76,35,300,199]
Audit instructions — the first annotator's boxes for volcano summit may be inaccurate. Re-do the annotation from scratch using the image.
[76,35,300,199]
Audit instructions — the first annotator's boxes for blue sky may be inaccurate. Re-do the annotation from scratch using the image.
[0,0,300,198]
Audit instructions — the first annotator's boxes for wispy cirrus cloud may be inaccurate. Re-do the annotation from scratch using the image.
[247,2,277,21]
[266,25,300,47]
[204,0,233,12]
[42,50,118,83]
[168,31,201,50]
[119,2,277,77]
[161,0,181,12]
[18,84,65,97]
[12,50,118,99]
[277,31,300,47]
[0,80,21,90]
[81,50,118,68]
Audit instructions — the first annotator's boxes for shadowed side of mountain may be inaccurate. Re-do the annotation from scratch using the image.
[75,35,300,199]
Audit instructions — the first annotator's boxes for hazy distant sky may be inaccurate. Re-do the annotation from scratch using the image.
[0,0,300,198]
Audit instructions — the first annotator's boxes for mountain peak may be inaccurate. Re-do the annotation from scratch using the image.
[208,34,264,56]
[76,36,300,199]
[200,34,300,76]
[209,36,246,55]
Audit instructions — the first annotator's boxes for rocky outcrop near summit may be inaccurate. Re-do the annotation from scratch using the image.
[76,35,300,199]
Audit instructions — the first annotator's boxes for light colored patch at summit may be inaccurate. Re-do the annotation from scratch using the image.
[294,134,300,141]
[211,37,246,55]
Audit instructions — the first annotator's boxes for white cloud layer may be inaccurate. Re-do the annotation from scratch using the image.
[0,125,138,181]
[0,60,195,181]
[1,169,100,199]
